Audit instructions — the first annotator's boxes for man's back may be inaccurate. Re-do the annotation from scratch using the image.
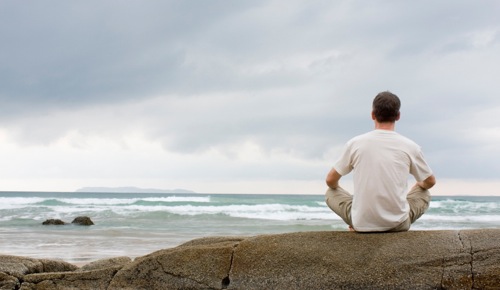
[335,129,431,231]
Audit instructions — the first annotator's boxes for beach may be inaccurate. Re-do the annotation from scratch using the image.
[1,191,499,264]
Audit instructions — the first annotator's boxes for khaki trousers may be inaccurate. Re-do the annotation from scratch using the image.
[325,186,431,232]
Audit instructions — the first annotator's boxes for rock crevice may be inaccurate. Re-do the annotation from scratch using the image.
[458,231,475,288]
[222,243,240,289]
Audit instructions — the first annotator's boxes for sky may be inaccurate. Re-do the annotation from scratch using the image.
[0,1,499,195]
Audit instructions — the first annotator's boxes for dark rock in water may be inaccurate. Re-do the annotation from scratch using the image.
[42,219,65,225]
[71,216,94,226]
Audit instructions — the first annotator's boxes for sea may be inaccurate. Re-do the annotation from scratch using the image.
[0,191,498,265]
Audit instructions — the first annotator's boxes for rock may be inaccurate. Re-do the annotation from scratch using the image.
[0,255,74,290]
[459,230,500,289]
[0,255,43,279]
[41,219,65,225]
[0,272,19,290]
[109,238,241,289]
[77,257,132,272]
[71,216,94,226]
[110,230,500,289]
[1,230,499,289]
[21,266,122,290]
[39,259,78,273]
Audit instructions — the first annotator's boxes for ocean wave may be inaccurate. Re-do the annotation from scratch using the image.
[1,194,498,225]
[429,199,499,214]
[141,196,210,203]
[107,203,335,221]
[0,196,211,209]
[57,196,211,205]
[420,214,500,222]
[0,197,46,208]
[1,201,335,221]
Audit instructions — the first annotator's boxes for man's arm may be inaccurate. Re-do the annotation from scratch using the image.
[326,168,342,189]
[416,174,436,190]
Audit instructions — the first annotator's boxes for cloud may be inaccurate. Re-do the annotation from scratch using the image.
[0,1,499,193]
[0,1,261,109]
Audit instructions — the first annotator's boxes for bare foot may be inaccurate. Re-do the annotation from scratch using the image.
[348,225,355,232]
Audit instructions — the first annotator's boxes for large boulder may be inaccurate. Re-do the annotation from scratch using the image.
[1,230,499,289]
[109,230,500,289]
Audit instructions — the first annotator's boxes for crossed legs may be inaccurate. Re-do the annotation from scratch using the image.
[325,186,431,232]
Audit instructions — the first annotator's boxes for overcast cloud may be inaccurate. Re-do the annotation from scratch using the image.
[0,1,499,195]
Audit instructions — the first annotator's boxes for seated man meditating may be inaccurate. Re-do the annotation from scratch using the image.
[325,91,436,232]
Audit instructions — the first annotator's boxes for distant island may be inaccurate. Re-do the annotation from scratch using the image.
[75,187,196,194]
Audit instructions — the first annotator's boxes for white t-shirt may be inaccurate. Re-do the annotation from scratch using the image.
[334,129,433,232]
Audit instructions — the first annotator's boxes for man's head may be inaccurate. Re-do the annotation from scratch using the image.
[372,91,401,123]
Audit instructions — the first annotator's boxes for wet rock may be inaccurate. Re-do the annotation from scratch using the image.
[71,216,94,226]
[42,219,65,225]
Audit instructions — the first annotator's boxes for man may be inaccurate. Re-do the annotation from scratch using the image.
[325,91,436,232]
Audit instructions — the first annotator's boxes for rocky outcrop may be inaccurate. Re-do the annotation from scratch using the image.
[0,255,77,289]
[1,230,499,289]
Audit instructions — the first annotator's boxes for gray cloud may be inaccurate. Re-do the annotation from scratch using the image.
[1,0,499,185]
[0,1,262,109]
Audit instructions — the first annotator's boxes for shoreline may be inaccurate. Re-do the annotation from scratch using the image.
[1,192,499,270]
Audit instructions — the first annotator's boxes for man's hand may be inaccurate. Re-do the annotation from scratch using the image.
[326,168,342,189]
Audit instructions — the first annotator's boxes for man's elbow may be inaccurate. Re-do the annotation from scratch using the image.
[325,178,337,189]
[424,175,436,189]
[326,169,341,189]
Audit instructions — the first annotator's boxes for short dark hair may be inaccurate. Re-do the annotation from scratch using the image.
[372,91,401,123]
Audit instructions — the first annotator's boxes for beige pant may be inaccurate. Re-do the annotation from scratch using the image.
[325,186,431,232]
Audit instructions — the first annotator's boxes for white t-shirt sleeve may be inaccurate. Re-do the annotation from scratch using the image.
[334,142,354,176]
[409,147,433,181]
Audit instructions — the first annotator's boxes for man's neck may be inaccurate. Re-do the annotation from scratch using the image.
[374,121,396,131]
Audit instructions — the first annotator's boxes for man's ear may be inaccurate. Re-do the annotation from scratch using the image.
[371,111,376,120]
[396,112,401,121]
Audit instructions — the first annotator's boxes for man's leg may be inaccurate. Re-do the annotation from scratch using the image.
[407,185,431,223]
[389,186,431,232]
[325,187,353,227]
